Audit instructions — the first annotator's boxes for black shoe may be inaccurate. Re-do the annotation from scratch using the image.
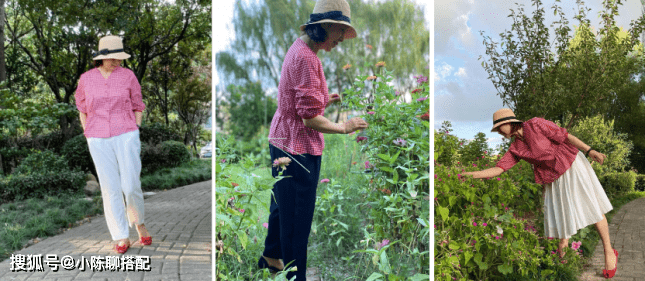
[258,256,282,273]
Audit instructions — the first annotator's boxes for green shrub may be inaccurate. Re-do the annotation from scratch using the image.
[139,123,182,145]
[13,150,69,175]
[459,132,491,163]
[566,115,634,174]
[600,171,637,196]
[61,134,95,176]
[0,170,86,202]
[435,121,461,166]
[141,140,191,174]
[635,174,645,191]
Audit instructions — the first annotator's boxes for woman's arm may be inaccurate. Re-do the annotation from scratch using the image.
[303,115,368,134]
[462,167,504,179]
[79,112,87,130]
[134,111,143,126]
[566,133,607,164]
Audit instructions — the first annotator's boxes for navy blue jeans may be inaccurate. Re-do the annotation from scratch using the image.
[262,144,321,280]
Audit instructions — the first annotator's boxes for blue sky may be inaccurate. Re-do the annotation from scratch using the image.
[433,0,643,150]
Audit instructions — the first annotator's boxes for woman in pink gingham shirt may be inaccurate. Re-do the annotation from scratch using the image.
[258,0,368,279]
[463,108,618,278]
[75,36,152,255]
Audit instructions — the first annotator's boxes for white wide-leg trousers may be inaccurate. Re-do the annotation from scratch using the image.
[87,130,145,241]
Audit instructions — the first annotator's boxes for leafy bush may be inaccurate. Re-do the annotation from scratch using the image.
[0,170,86,202]
[599,171,637,196]
[139,123,182,145]
[459,132,491,164]
[13,150,69,175]
[61,134,95,176]
[566,114,633,174]
[434,121,461,166]
[141,140,191,174]
[635,174,645,191]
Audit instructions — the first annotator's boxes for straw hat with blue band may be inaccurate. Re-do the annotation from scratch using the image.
[92,35,131,60]
[300,0,357,40]
[491,108,523,132]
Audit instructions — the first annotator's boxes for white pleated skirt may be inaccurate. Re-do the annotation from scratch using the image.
[543,151,613,239]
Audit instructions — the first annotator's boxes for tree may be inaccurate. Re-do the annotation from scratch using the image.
[0,0,6,83]
[221,81,277,142]
[459,132,490,163]
[479,0,645,129]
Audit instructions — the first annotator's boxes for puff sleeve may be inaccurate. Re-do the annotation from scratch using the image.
[293,57,326,119]
[496,146,520,171]
[533,118,568,144]
[74,77,87,114]
[129,72,146,112]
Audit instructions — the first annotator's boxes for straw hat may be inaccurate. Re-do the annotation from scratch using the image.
[491,108,523,132]
[92,36,131,60]
[300,0,357,39]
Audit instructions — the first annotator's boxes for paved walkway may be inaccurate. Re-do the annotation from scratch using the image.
[0,181,212,281]
[580,197,645,280]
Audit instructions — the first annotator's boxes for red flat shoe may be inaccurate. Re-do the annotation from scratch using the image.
[603,249,618,279]
[114,241,130,254]
[140,236,152,245]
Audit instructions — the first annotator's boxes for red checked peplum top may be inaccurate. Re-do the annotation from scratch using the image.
[269,38,330,156]
[495,117,579,184]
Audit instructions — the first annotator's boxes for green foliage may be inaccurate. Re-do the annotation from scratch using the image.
[221,81,276,142]
[434,121,460,166]
[636,174,645,192]
[139,123,182,145]
[599,171,637,196]
[13,150,70,175]
[0,170,86,202]
[160,140,192,167]
[566,114,633,174]
[61,134,95,176]
[141,140,191,174]
[459,132,491,164]
[140,159,211,191]
[479,0,645,128]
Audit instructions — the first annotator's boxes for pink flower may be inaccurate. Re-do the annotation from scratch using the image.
[356,136,367,143]
[434,174,438,178]
[414,75,429,84]
[376,239,390,250]
[416,97,428,102]
[393,138,407,146]
[473,222,477,226]
[367,111,376,115]
[262,223,268,229]
[571,241,582,250]
[220,159,226,163]
[365,161,372,169]
[551,251,556,255]
[496,178,501,181]
[505,207,509,211]
[501,203,504,206]
[320,178,330,183]
[239,208,245,213]
[472,164,477,167]
[495,236,500,240]
[229,197,234,201]
[483,223,487,227]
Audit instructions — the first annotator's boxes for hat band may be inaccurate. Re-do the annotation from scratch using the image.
[306,11,351,25]
[493,116,519,125]
[93,48,125,58]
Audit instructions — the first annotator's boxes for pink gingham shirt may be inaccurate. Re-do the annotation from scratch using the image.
[74,66,145,138]
[268,38,329,156]
[496,117,579,184]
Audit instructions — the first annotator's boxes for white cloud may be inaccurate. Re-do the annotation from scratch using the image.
[439,62,453,79]
[433,70,440,81]
[455,67,467,77]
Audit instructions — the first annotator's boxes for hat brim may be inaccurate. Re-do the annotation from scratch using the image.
[491,119,522,132]
[300,20,357,39]
[93,53,131,61]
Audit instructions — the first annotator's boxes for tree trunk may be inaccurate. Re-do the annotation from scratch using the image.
[0,0,6,83]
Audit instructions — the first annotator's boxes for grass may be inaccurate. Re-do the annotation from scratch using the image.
[141,158,212,191]
[0,193,103,262]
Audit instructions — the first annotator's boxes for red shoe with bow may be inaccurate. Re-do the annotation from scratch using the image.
[603,249,618,279]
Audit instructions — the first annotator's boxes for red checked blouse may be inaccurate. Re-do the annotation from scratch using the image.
[496,117,579,184]
[74,66,146,138]
[268,38,329,156]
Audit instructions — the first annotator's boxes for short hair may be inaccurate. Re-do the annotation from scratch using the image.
[93,60,103,67]
[510,122,523,134]
[304,23,327,43]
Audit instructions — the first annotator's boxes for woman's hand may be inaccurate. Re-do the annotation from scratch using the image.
[326,93,341,108]
[590,150,607,165]
[343,117,368,134]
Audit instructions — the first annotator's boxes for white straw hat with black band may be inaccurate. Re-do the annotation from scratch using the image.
[93,35,131,60]
[300,0,357,39]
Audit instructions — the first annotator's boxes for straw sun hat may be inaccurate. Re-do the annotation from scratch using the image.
[300,0,357,39]
[491,108,523,132]
[92,35,131,60]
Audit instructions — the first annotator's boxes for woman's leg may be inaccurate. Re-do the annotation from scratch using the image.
[595,214,616,270]
[261,145,284,269]
[87,137,130,241]
[114,130,145,231]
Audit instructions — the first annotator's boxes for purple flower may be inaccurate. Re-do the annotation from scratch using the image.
[356,136,367,143]
[395,91,402,96]
[377,239,390,250]
[320,178,330,183]
[220,159,226,163]
[365,161,371,169]
[367,111,376,115]
[415,75,429,84]
[416,97,428,102]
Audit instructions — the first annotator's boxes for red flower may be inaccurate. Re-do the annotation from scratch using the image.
[231,182,239,187]
[411,88,422,94]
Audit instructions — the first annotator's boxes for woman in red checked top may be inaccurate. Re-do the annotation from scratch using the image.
[463,108,618,278]
[75,35,151,255]
[257,0,368,279]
